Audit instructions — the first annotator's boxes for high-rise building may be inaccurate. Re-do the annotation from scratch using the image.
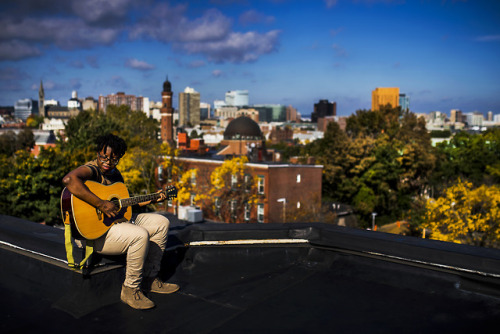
[161,76,174,145]
[38,80,45,118]
[487,111,493,122]
[225,90,249,107]
[82,97,98,111]
[200,102,211,120]
[98,92,145,112]
[399,94,410,112]
[450,109,463,123]
[372,87,400,111]
[286,105,300,122]
[179,87,200,127]
[312,100,336,123]
[14,98,38,121]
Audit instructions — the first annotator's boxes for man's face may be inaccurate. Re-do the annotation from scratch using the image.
[97,146,121,173]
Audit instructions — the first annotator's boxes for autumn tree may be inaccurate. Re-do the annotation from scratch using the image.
[310,106,436,227]
[209,156,260,223]
[423,179,500,248]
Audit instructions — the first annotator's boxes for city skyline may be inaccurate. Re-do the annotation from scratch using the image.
[0,0,499,117]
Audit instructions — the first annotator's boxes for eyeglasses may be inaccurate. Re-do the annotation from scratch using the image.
[98,153,120,164]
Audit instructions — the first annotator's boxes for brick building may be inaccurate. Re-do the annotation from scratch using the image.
[160,156,323,223]
[98,92,145,112]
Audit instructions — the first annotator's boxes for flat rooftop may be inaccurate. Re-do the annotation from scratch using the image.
[1,214,500,333]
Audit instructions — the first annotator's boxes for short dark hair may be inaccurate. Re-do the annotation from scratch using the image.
[96,133,127,157]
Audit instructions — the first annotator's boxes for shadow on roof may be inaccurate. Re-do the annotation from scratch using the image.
[1,214,500,333]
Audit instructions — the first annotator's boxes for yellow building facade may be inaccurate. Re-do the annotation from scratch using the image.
[371,87,400,111]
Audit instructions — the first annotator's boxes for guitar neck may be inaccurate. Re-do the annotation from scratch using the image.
[120,192,162,208]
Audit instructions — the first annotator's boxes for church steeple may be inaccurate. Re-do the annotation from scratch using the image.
[38,80,45,118]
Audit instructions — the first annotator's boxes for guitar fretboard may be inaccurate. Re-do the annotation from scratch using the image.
[119,193,162,208]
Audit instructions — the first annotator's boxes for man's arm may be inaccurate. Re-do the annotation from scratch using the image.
[62,166,118,218]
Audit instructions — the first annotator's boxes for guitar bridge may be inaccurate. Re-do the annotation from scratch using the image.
[96,208,102,220]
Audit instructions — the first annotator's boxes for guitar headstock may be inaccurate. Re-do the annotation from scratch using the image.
[164,185,178,200]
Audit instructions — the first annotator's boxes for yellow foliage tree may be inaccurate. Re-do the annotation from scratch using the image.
[206,156,261,223]
[176,168,198,205]
[120,145,160,196]
[423,179,500,248]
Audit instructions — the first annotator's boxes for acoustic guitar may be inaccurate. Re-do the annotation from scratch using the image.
[61,181,177,240]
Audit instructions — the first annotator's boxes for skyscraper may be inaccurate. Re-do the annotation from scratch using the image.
[312,100,336,123]
[179,87,200,127]
[161,76,174,145]
[399,94,410,112]
[225,90,249,107]
[98,92,145,112]
[39,80,45,118]
[450,109,463,123]
[372,87,400,111]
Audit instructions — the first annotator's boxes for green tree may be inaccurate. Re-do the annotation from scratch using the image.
[430,129,500,192]
[310,107,435,227]
[0,147,79,225]
[0,128,35,156]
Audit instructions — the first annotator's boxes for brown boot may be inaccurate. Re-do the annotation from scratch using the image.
[143,277,180,294]
[120,285,155,310]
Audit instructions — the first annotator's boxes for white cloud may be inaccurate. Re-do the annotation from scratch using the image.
[130,4,280,63]
[180,30,281,63]
[0,2,280,64]
[71,0,138,25]
[0,17,120,49]
[125,58,155,71]
[239,10,275,25]
[212,70,223,77]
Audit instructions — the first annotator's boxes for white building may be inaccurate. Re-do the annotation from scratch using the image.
[225,90,249,107]
[41,118,66,131]
[68,91,81,109]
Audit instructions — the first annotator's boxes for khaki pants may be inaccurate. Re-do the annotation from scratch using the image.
[93,213,170,289]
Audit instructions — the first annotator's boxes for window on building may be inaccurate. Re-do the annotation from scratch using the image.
[244,174,252,193]
[244,203,251,221]
[258,176,265,194]
[230,200,237,219]
[190,170,196,186]
[257,203,264,223]
[214,197,221,215]
[297,174,301,183]
[167,168,172,183]
[231,174,238,189]
[297,201,301,209]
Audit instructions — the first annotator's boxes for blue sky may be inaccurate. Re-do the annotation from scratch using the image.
[0,0,499,117]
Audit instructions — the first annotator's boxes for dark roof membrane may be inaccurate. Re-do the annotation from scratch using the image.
[1,214,500,333]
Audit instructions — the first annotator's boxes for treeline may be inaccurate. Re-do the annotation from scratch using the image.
[278,106,500,247]
[1,105,500,247]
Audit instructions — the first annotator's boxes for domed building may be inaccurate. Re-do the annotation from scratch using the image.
[217,116,267,159]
